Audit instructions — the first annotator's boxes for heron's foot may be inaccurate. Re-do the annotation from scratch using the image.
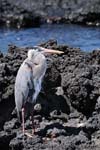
[18,130,33,138]
[32,128,35,135]
[24,131,33,138]
[22,130,33,138]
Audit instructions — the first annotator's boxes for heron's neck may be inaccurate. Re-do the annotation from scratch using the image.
[32,78,42,102]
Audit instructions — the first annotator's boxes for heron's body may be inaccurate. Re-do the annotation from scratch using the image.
[14,46,63,136]
[15,52,47,120]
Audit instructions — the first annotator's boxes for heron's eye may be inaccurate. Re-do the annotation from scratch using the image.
[34,62,39,65]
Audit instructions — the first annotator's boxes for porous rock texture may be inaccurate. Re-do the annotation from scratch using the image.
[0,40,100,150]
[1,0,100,27]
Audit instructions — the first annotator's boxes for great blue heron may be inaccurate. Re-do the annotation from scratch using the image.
[15,46,63,137]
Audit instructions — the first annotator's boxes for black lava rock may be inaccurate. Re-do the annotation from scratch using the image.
[1,0,100,27]
[0,41,100,150]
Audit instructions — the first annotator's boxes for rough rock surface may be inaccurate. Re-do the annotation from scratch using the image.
[0,40,100,150]
[1,0,100,27]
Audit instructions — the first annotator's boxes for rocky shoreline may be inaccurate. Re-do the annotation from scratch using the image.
[0,40,100,150]
[1,0,100,28]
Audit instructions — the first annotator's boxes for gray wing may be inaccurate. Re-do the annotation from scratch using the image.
[15,60,34,118]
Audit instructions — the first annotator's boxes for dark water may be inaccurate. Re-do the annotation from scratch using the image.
[0,24,100,53]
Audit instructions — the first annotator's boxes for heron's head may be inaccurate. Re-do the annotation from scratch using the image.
[27,46,64,79]
[28,46,64,60]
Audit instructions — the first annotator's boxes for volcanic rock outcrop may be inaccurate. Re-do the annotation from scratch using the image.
[0,40,100,150]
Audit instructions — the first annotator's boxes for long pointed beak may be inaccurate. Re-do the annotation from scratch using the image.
[39,46,64,54]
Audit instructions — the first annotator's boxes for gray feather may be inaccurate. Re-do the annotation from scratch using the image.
[15,59,34,118]
[15,50,47,121]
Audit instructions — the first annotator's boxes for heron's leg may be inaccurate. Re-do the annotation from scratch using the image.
[32,109,35,135]
[22,108,25,135]
[21,107,33,138]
